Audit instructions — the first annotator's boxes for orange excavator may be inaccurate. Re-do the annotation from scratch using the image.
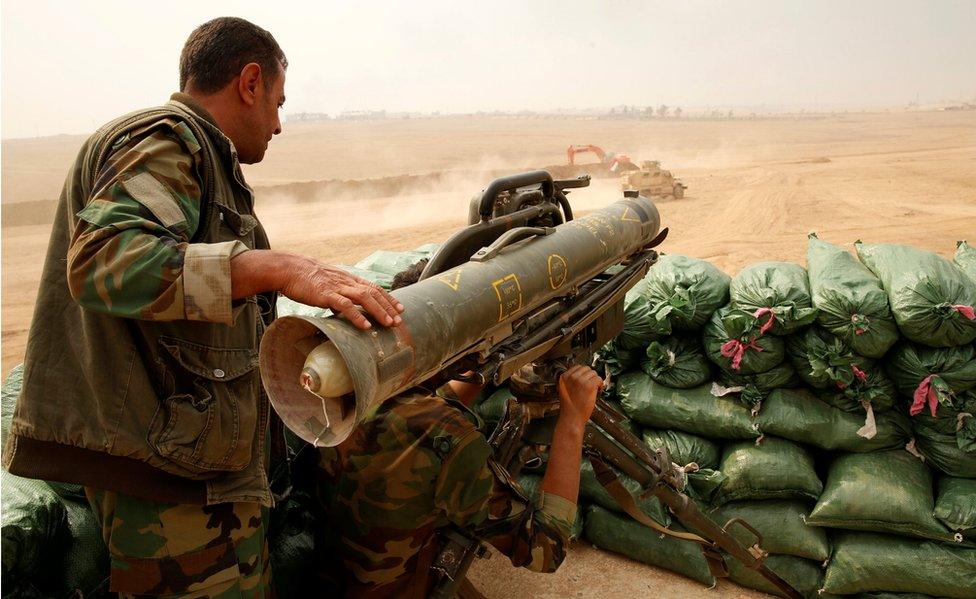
[566,144,639,173]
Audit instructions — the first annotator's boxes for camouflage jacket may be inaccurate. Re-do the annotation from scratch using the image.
[3,94,276,506]
[314,388,576,598]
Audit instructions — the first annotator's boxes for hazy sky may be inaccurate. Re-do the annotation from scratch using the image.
[2,0,974,138]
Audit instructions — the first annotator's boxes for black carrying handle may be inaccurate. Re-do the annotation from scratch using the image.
[477,170,555,222]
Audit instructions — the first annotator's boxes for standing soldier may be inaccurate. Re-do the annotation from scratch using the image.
[2,17,402,597]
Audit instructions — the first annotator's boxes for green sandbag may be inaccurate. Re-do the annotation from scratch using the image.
[786,326,874,390]
[578,460,670,527]
[595,340,642,378]
[703,306,786,375]
[713,362,800,414]
[756,388,911,453]
[856,243,976,347]
[714,438,822,505]
[56,498,109,597]
[935,477,976,538]
[822,531,976,598]
[517,474,584,540]
[640,336,712,389]
[1,469,67,583]
[1,364,24,443]
[729,262,819,336]
[268,490,318,599]
[886,342,976,412]
[583,505,715,586]
[913,415,976,479]
[642,429,721,470]
[617,282,661,350]
[354,248,435,277]
[957,240,976,282]
[637,254,731,334]
[807,235,899,358]
[726,554,823,599]
[474,386,513,430]
[617,373,760,440]
[711,500,829,561]
[819,364,896,415]
[808,451,955,542]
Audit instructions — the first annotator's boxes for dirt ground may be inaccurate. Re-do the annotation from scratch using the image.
[2,110,975,597]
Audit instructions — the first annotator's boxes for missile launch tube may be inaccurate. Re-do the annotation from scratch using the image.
[259,195,660,447]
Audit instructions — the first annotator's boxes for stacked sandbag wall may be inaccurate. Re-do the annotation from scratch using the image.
[587,241,976,598]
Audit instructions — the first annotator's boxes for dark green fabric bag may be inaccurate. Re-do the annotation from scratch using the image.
[616,373,760,440]
[640,336,712,389]
[787,326,874,390]
[1,469,68,584]
[935,476,976,538]
[474,386,513,430]
[711,500,830,561]
[726,554,823,599]
[578,460,670,527]
[808,451,956,542]
[886,342,976,413]
[617,282,661,350]
[713,362,800,415]
[595,340,643,378]
[756,389,911,452]
[353,247,437,277]
[856,242,976,347]
[807,235,898,358]
[517,474,585,539]
[703,306,786,375]
[637,254,731,335]
[583,505,715,586]
[957,240,976,282]
[822,531,976,598]
[714,437,823,505]
[57,497,109,598]
[906,388,976,477]
[729,262,819,336]
[642,429,721,470]
[819,364,896,415]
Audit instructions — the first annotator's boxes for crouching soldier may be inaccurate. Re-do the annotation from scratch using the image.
[314,262,602,598]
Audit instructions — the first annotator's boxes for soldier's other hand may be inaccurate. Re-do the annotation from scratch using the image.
[280,256,404,329]
[557,365,602,428]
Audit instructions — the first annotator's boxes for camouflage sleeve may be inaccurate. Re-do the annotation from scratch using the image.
[433,431,575,573]
[66,121,247,324]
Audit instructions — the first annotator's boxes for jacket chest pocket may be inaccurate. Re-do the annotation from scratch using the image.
[212,200,258,245]
[148,337,260,476]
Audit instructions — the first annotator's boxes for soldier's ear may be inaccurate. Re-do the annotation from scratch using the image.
[238,63,262,107]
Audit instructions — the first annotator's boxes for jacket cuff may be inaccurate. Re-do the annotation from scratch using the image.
[538,491,577,536]
[183,241,248,324]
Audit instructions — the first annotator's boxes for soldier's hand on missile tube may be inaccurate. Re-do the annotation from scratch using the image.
[556,365,603,429]
[281,260,404,329]
[231,250,404,329]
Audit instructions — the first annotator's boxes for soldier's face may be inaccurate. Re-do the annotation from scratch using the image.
[241,66,285,164]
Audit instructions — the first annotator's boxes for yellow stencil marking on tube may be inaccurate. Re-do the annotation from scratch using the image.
[492,274,523,322]
[548,254,568,289]
[437,271,461,292]
[620,206,641,223]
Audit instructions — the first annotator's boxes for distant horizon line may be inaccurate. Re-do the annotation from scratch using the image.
[3,100,974,142]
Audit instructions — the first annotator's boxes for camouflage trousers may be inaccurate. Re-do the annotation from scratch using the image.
[85,488,273,598]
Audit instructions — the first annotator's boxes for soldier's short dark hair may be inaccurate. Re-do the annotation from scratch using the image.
[179,17,288,94]
[391,259,430,290]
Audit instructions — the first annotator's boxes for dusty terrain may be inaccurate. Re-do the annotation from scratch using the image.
[3,110,975,596]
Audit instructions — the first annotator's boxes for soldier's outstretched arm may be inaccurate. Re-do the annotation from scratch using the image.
[67,123,403,329]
